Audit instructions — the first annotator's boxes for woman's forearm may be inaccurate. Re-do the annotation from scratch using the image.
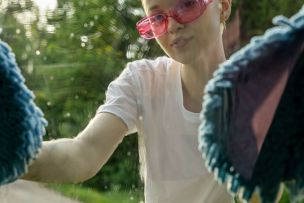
[22,138,92,183]
[22,113,127,183]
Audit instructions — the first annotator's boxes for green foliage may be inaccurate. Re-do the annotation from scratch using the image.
[47,183,144,203]
[1,0,154,193]
[239,0,304,41]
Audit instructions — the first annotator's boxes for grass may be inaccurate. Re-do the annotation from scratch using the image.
[46,183,144,203]
[234,187,303,203]
[47,183,304,203]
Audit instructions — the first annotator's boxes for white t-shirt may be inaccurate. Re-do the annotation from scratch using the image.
[97,56,232,203]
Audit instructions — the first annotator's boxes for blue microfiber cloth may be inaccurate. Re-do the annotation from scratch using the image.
[199,5,304,203]
[0,40,47,186]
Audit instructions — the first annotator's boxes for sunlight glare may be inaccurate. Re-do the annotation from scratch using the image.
[32,0,57,15]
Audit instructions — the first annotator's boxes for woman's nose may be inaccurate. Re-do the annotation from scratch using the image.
[167,17,185,34]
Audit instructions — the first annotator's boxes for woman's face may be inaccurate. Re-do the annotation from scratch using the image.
[141,0,226,64]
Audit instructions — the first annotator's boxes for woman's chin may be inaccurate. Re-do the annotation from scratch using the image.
[170,54,197,65]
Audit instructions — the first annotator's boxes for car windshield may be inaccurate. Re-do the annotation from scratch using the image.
[0,0,302,202]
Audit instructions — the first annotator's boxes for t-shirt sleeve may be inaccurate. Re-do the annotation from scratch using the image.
[96,64,138,135]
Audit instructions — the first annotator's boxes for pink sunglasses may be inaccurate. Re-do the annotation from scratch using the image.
[136,0,213,39]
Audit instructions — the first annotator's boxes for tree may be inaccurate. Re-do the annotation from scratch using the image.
[239,0,304,42]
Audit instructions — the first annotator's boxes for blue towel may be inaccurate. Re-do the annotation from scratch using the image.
[0,40,47,186]
[199,6,304,203]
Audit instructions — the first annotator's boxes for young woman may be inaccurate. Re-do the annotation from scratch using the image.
[24,0,236,202]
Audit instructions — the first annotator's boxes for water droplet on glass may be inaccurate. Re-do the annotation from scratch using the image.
[81,36,88,43]
[87,45,94,50]
[22,53,28,60]
[27,61,33,74]
[46,25,56,33]
[101,6,107,12]
[118,0,125,4]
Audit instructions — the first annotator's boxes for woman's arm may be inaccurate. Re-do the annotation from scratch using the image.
[22,112,127,183]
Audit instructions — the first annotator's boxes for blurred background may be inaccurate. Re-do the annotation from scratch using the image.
[0,0,303,202]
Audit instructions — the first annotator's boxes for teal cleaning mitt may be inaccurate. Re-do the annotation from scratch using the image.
[199,6,304,203]
[0,40,47,186]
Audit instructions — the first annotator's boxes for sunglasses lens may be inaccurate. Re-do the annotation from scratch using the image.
[150,15,167,37]
[137,15,167,39]
[175,0,205,23]
[136,18,155,39]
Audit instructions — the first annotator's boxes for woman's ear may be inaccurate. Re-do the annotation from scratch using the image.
[219,0,232,23]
